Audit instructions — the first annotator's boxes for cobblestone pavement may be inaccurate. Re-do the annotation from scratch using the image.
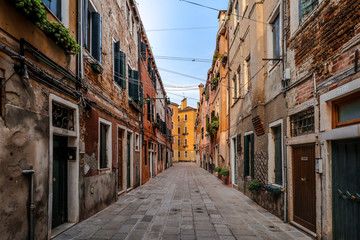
[55,163,311,240]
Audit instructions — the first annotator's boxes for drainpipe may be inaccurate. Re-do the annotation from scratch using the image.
[23,169,35,240]
[282,0,288,223]
[283,136,288,222]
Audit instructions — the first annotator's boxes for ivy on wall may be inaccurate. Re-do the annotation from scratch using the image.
[12,0,80,54]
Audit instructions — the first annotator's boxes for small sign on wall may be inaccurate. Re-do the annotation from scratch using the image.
[301,157,308,161]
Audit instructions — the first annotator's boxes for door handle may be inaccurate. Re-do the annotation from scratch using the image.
[301,177,306,182]
[53,178,56,182]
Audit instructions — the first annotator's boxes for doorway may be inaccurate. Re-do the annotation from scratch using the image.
[332,138,360,239]
[127,133,131,189]
[52,135,68,229]
[118,129,123,192]
[292,144,316,232]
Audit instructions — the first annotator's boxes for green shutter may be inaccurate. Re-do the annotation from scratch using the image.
[91,12,102,62]
[244,135,249,176]
[120,51,126,88]
[250,133,254,178]
[114,41,120,85]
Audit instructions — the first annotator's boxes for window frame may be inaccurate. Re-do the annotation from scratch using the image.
[184,114,188,121]
[98,118,112,170]
[332,92,360,128]
[184,151,188,158]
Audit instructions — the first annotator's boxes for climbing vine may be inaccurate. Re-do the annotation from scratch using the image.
[12,0,80,54]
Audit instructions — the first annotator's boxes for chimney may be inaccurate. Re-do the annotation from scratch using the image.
[198,83,204,100]
[181,98,187,110]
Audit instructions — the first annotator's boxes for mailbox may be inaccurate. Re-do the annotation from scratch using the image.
[67,147,77,160]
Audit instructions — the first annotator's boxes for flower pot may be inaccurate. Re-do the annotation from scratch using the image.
[221,175,229,185]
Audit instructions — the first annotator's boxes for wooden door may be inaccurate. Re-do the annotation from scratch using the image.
[52,135,68,228]
[293,144,316,232]
[117,131,123,191]
[332,138,360,240]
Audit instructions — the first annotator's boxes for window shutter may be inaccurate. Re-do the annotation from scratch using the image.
[91,12,102,62]
[250,134,255,178]
[141,42,146,60]
[236,134,242,154]
[83,0,88,48]
[147,100,151,121]
[132,70,139,102]
[120,51,126,88]
[114,41,120,85]
[244,135,249,176]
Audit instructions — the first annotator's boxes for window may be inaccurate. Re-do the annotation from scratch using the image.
[99,119,112,169]
[178,127,180,134]
[178,116,180,122]
[128,67,139,102]
[178,138,180,146]
[178,151,180,158]
[273,126,282,185]
[290,108,314,137]
[234,1,239,23]
[244,56,250,93]
[184,138,188,146]
[244,133,254,177]
[184,114,188,121]
[184,127,187,134]
[141,42,146,60]
[135,134,139,152]
[42,0,61,20]
[299,0,319,23]
[272,14,280,60]
[333,92,360,128]
[185,151,188,158]
[84,1,102,62]
[233,75,237,101]
[201,127,204,139]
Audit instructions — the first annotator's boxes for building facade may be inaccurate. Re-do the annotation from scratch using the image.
[195,0,360,239]
[0,0,171,239]
[171,99,197,162]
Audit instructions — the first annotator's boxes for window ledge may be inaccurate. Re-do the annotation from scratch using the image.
[98,168,111,174]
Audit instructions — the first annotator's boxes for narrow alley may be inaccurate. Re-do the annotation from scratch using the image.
[55,163,310,240]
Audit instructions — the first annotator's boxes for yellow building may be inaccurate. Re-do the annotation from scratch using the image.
[171,99,197,162]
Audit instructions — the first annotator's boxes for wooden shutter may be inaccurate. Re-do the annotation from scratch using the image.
[83,0,88,49]
[147,100,151,121]
[120,51,126,88]
[244,135,249,176]
[91,12,102,62]
[114,41,120,85]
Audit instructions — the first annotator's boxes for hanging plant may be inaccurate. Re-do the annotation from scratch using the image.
[12,0,47,27]
[44,21,81,55]
[211,77,219,89]
[11,0,80,55]
[206,115,219,139]
[248,180,262,192]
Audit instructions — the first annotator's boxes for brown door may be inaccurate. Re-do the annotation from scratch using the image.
[118,130,123,191]
[293,144,316,232]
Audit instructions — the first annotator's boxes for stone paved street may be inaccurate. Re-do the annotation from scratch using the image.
[55,163,310,240]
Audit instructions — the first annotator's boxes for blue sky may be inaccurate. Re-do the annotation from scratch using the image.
[137,0,229,108]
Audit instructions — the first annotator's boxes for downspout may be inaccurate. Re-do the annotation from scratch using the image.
[138,28,142,186]
[23,169,35,240]
[282,0,288,223]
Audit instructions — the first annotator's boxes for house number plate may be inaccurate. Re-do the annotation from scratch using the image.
[301,157,308,161]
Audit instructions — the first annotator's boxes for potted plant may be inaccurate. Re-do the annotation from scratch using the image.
[248,180,262,192]
[215,166,222,179]
[220,168,230,185]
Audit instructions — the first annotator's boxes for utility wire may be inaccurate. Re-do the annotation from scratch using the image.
[179,0,269,25]
[147,26,218,32]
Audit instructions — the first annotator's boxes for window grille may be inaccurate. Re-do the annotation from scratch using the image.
[290,108,314,137]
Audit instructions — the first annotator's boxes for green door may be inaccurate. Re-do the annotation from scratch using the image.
[52,135,68,228]
[332,138,360,240]
[127,133,131,189]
